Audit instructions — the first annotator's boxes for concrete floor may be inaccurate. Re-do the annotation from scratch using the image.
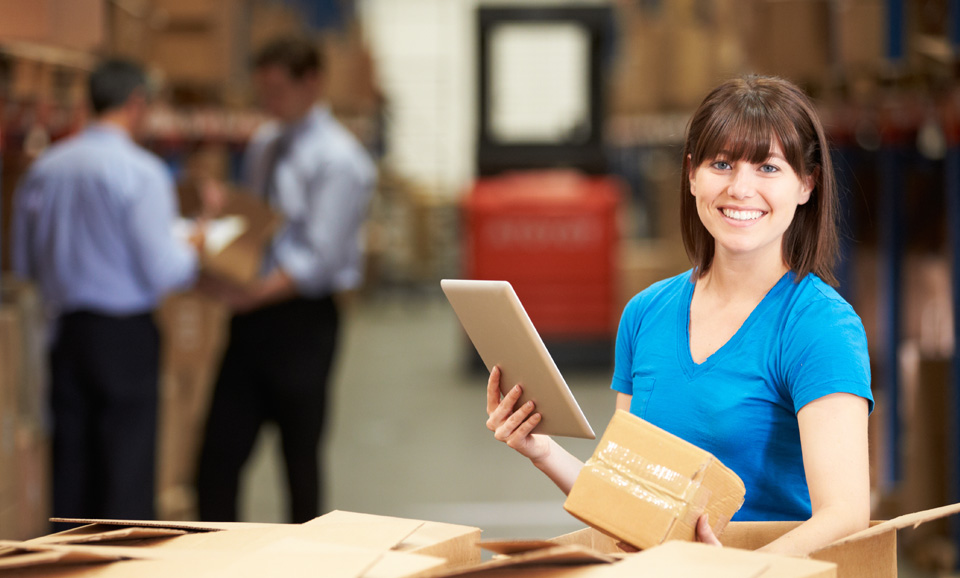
[237,288,944,577]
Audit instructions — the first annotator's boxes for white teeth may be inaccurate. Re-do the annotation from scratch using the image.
[722,209,763,221]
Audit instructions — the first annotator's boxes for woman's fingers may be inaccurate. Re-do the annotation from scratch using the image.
[505,412,542,450]
[486,379,524,430]
[494,400,536,442]
[696,514,722,546]
[485,366,502,416]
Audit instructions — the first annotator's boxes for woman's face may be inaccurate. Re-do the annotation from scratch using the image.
[689,140,813,268]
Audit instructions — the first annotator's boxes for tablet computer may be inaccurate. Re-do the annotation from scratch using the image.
[441,279,595,439]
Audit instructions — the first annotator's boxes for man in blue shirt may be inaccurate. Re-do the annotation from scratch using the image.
[196,37,375,523]
[12,59,199,523]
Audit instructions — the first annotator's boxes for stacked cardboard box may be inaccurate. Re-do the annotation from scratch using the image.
[0,0,105,51]
[0,277,51,541]
[155,292,229,521]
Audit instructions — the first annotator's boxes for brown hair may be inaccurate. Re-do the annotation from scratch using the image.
[679,75,839,285]
[252,37,325,79]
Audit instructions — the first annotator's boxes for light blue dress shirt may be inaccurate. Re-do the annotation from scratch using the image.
[12,124,198,319]
[244,105,375,296]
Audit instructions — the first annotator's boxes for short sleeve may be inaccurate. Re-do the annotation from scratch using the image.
[781,294,873,414]
[611,294,642,395]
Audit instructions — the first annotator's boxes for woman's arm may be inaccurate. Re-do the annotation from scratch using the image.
[756,392,871,556]
[485,366,586,494]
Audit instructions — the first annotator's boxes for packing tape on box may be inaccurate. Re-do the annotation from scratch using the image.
[585,440,709,529]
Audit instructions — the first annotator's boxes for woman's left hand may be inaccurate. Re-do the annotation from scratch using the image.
[696,514,722,546]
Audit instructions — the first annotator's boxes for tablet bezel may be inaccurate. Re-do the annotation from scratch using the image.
[441,279,596,439]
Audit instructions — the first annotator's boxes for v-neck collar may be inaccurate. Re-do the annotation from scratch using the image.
[677,270,793,379]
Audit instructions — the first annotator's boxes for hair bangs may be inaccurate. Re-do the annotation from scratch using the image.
[692,94,806,175]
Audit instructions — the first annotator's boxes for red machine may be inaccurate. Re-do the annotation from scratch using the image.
[463,170,621,340]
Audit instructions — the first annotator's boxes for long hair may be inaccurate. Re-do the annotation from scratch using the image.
[679,75,839,285]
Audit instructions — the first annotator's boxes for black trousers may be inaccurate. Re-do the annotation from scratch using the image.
[196,296,339,523]
[50,311,159,525]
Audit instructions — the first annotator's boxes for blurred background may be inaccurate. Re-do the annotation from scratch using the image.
[0,0,958,575]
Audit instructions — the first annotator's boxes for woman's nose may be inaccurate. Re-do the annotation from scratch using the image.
[728,167,756,199]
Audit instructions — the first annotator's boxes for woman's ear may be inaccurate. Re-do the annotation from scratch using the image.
[799,168,818,205]
[687,154,697,195]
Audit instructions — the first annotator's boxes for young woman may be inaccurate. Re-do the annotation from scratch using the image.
[485,75,873,557]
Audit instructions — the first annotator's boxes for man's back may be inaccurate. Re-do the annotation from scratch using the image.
[12,124,196,317]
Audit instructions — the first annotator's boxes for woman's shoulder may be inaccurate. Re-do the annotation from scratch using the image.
[780,272,866,338]
[623,269,694,315]
[786,272,859,316]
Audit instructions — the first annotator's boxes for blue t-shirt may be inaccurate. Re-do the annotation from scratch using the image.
[611,270,873,521]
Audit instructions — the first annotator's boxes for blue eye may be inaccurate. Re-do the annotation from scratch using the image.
[711,161,731,170]
[759,164,779,173]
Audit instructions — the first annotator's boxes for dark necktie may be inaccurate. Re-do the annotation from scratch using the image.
[263,133,291,205]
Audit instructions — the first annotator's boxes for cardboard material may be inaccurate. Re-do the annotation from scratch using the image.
[30,514,478,577]
[438,539,834,578]
[0,539,436,578]
[155,291,228,520]
[432,544,617,578]
[564,410,745,550]
[0,308,20,510]
[199,192,282,286]
[2,523,449,578]
[620,541,835,578]
[307,510,482,570]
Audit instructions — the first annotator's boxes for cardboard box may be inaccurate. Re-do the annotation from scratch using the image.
[199,192,283,286]
[0,307,21,509]
[305,511,482,571]
[440,539,835,578]
[899,350,955,569]
[563,410,745,550]
[0,538,443,578]
[13,425,51,541]
[22,513,480,577]
[0,0,104,51]
[552,505,960,578]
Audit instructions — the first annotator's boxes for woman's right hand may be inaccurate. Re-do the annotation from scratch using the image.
[485,366,551,461]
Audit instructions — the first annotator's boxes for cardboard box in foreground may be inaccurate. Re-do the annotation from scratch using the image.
[564,409,746,550]
[552,501,960,578]
[440,539,836,578]
[0,511,480,577]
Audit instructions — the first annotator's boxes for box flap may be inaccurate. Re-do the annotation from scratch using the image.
[548,527,622,554]
[0,540,174,570]
[613,545,768,578]
[305,510,429,549]
[820,502,960,550]
[50,517,279,533]
[211,538,386,578]
[431,544,618,577]
[618,541,836,578]
[481,539,559,556]
[27,524,189,545]
[361,550,448,578]
[0,536,443,578]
